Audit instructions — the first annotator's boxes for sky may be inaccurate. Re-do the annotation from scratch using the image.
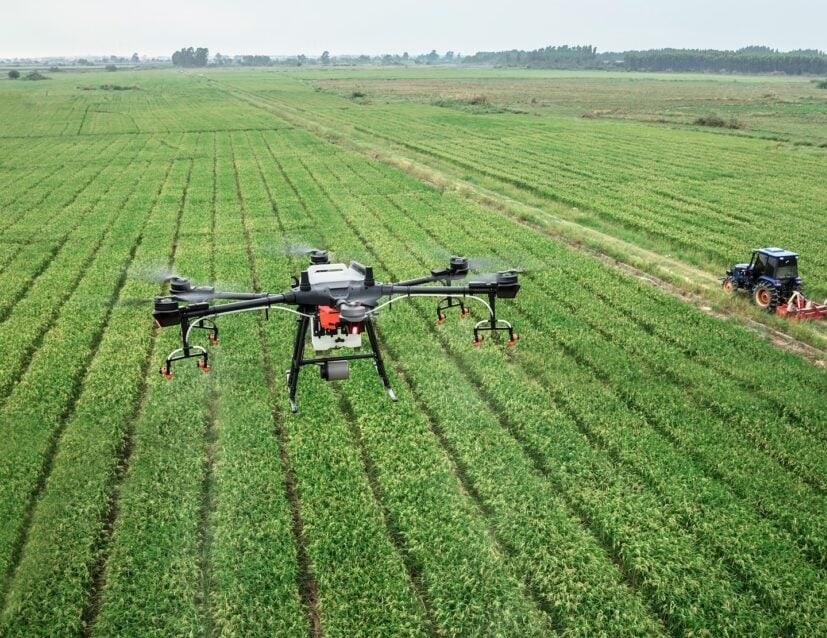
[1,0,824,59]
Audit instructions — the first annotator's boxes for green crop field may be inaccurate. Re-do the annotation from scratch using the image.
[0,67,826,637]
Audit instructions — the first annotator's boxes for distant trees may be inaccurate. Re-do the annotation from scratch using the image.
[459,44,827,75]
[320,50,331,65]
[171,47,209,68]
[239,55,273,66]
[622,47,827,74]
[7,70,20,79]
[464,45,597,68]
[21,71,49,81]
[105,64,117,71]
[131,52,139,63]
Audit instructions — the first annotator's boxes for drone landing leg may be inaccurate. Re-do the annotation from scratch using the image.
[365,318,397,401]
[287,314,310,412]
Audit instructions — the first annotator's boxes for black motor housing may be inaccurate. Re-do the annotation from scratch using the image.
[495,271,520,298]
[153,297,181,327]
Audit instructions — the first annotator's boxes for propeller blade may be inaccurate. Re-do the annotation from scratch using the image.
[172,290,217,303]
[133,263,181,285]
[117,297,155,307]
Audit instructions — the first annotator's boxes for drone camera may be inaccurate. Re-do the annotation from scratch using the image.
[320,359,349,381]
[153,297,181,327]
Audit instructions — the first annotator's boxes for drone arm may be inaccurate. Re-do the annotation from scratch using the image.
[392,269,469,287]
[183,293,293,318]
[379,283,498,297]
[392,275,440,287]
[207,291,273,301]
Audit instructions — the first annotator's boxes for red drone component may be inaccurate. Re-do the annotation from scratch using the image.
[318,305,340,330]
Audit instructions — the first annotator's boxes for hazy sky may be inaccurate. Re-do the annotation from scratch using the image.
[1,0,824,58]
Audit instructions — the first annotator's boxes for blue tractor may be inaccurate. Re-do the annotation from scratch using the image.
[722,247,803,312]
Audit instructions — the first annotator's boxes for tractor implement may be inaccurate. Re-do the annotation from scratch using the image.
[775,291,827,320]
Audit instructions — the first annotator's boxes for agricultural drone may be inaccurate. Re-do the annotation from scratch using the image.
[153,250,520,411]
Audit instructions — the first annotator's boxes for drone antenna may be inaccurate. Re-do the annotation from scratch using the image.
[299,271,311,291]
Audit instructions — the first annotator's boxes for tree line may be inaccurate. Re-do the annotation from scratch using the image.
[169,44,827,75]
[462,44,827,75]
[622,47,827,75]
[464,45,598,69]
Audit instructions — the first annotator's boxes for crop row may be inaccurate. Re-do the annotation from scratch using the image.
[0,152,184,634]
[262,136,668,635]
[0,135,132,266]
[0,154,180,609]
[0,135,155,311]
[340,158,827,569]
[280,135,827,636]
[364,188,827,624]
[0,137,160,406]
[248,130,555,636]
[270,138,769,634]
[238,79,827,290]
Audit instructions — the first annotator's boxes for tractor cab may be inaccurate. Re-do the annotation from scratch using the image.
[723,247,804,311]
[747,248,799,281]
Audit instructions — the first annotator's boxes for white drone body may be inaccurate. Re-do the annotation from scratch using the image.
[307,262,365,351]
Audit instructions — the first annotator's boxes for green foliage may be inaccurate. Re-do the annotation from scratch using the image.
[21,71,49,81]
[6,70,19,79]
[465,44,598,68]
[79,84,139,91]
[171,46,208,67]
[0,69,826,637]
[464,44,827,74]
[694,114,743,128]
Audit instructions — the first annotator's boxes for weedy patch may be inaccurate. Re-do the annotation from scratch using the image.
[694,114,743,129]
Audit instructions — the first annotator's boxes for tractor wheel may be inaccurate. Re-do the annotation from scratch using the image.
[752,284,779,312]
[722,277,737,293]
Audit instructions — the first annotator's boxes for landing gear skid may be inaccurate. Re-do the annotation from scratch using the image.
[286,312,397,413]
[472,292,518,346]
[159,318,218,379]
[436,296,469,324]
